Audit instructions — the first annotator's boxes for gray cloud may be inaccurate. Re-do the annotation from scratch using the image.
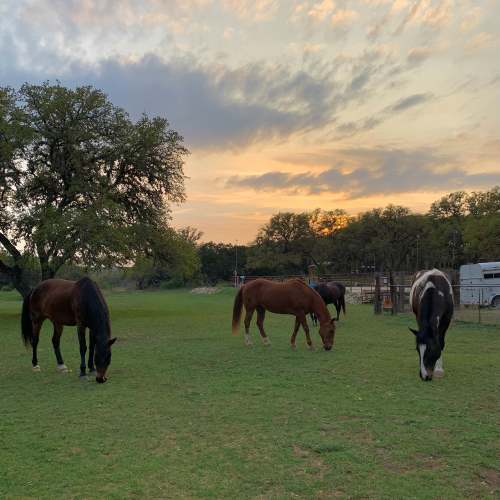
[226,148,498,198]
[392,93,433,111]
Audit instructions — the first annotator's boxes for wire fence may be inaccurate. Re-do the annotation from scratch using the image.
[373,284,500,325]
[230,274,499,325]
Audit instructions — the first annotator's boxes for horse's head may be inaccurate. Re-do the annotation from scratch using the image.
[409,327,441,381]
[95,337,117,383]
[319,318,337,350]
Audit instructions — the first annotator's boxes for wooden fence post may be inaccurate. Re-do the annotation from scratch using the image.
[398,270,405,312]
[390,272,397,315]
[374,272,382,314]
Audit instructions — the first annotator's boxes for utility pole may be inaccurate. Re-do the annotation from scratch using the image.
[416,234,419,272]
[235,239,238,287]
[451,230,457,269]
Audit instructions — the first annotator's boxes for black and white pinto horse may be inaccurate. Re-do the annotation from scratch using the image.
[409,269,454,381]
[311,282,346,326]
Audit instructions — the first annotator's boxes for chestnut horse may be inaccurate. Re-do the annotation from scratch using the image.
[21,277,116,383]
[409,269,453,381]
[310,281,346,326]
[232,278,337,350]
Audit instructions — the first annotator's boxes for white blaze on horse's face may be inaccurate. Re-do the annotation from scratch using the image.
[418,344,434,380]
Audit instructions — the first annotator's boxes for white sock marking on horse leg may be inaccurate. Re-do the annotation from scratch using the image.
[58,364,68,372]
[434,355,444,377]
[245,334,253,346]
[32,365,41,371]
[263,337,271,345]
[418,344,427,379]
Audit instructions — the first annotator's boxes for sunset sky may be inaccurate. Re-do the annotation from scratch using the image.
[1,0,498,243]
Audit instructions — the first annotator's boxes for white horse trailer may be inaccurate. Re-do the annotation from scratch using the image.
[460,263,500,308]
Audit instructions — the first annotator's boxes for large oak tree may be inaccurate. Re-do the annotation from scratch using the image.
[0,82,190,296]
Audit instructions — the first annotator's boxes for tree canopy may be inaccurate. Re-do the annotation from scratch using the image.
[0,82,191,296]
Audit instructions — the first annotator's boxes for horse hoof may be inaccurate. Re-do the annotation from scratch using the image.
[79,375,89,381]
[290,345,297,349]
[309,346,316,351]
[58,364,68,373]
[89,371,97,377]
[246,342,253,346]
[32,365,41,372]
[434,370,444,378]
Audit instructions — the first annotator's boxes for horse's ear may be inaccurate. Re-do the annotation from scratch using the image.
[108,337,117,346]
[408,328,418,336]
[330,318,337,324]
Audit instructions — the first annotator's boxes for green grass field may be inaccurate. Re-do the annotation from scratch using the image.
[0,288,498,500]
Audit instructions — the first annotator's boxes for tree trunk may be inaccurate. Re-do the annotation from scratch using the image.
[0,233,33,297]
[0,262,32,297]
[374,272,382,314]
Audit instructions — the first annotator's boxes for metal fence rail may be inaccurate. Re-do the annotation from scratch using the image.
[371,284,500,325]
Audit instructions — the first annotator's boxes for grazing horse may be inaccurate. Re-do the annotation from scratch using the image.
[232,278,337,350]
[409,269,453,381]
[21,277,116,383]
[310,281,346,326]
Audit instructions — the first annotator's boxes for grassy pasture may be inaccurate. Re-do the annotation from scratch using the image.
[0,288,498,500]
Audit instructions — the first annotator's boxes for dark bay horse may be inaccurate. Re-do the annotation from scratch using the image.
[21,277,116,383]
[409,269,453,381]
[232,278,337,350]
[310,282,346,326]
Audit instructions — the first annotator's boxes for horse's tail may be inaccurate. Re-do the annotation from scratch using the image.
[21,289,34,347]
[231,286,244,335]
[76,277,110,333]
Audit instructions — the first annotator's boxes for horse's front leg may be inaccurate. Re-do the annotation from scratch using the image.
[52,323,68,372]
[88,335,97,377]
[290,317,300,348]
[77,324,88,380]
[298,312,315,350]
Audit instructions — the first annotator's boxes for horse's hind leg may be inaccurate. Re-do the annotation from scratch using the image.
[335,301,341,321]
[88,336,97,377]
[31,319,44,371]
[256,306,271,345]
[290,317,300,348]
[51,323,68,372]
[244,308,255,346]
[77,324,88,380]
[310,312,317,327]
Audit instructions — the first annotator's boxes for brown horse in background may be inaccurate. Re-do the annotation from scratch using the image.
[232,278,337,350]
[21,277,116,383]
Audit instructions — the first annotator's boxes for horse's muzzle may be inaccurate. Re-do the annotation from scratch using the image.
[324,345,332,351]
[96,377,107,383]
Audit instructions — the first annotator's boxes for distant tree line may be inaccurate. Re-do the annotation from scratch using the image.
[241,188,499,277]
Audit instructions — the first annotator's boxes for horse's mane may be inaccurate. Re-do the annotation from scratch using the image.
[75,277,110,339]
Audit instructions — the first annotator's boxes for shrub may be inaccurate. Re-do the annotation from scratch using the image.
[98,280,111,290]
[1,284,14,292]
[160,277,184,290]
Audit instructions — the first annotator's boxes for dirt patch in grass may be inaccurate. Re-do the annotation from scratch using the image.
[189,287,222,294]
[473,467,500,490]
[378,459,413,474]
